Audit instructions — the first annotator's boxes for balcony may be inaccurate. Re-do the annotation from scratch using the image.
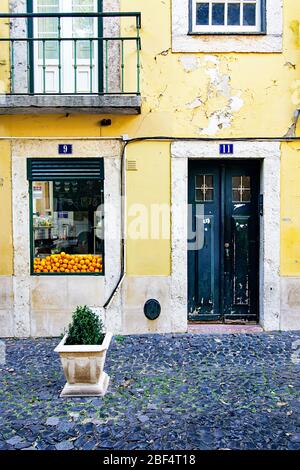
[0,12,141,115]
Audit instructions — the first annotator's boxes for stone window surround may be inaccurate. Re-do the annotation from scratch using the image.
[172,0,283,53]
[11,140,122,337]
[171,141,281,331]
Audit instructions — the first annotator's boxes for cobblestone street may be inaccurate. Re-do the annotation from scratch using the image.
[1,332,300,451]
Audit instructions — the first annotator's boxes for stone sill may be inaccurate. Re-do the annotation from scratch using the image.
[0,94,141,115]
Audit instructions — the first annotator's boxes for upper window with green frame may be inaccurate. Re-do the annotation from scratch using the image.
[190,0,265,34]
[27,158,104,275]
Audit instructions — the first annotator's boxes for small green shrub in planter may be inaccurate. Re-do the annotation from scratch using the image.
[65,305,105,345]
[55,305,112,397]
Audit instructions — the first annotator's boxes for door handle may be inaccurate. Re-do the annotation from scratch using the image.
[224,243,230,258]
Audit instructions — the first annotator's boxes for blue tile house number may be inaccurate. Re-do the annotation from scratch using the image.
[220,144,234,155]
[58,144,73,155]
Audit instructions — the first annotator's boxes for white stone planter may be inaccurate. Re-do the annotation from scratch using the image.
[54,333,113,397]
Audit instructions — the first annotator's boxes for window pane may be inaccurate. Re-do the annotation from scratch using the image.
[73,0,95,11]
[195,175,204,188]
[196,3,209,26]
[38,18,59,59]
[242,190,251,202]
[242,176,251,189]
[72,0,95,59]
[227,3,240,26]
[212,3,225,26]
[232,176,241,188]
[232,189,241,202]
[232,176,251,203]
[37,0,59,13]
[195,174,214,201]
[243,3,256,26]
[37,0,59,60]
[32,179,104,274]
[195,189,204,201]
[205,175,213,187]
[205,189,214,201]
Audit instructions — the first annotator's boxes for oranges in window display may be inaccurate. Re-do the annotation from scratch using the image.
[34,254,103,274]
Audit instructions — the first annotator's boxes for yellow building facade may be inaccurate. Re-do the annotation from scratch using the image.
[0,0,300,336]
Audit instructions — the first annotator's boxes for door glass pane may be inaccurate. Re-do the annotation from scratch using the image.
[232,176,251,202]
[37,0,59,60]
[196,2,209,25]
[212,3,225,25]
[196,189,204,201]
[73,0,95,60]
[204,175,213,187]
[195,175,204,188]
[205,189,214,201]
[195,174,214,202]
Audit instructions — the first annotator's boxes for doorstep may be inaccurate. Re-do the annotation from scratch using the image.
[188,323,263,335]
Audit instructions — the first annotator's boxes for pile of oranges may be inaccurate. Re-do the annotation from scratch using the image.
[34,252,103,274]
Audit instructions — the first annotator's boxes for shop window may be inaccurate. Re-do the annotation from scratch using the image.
[190,0,264,34]
[27,158,104,275]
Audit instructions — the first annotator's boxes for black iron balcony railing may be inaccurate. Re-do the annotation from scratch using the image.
[0,12,141,96]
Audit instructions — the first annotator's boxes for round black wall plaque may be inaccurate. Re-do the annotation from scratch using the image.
[144,299,161,320]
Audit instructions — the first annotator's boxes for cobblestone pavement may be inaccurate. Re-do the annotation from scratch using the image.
[1,332,300,450]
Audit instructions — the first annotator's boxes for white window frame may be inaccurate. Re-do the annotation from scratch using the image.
[191,0,264,34]
[172,0,283,53]
[33,0,99,94]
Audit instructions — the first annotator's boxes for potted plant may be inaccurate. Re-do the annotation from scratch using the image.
[55,305,112,397]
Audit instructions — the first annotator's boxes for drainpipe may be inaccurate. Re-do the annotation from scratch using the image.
[103,137,128,309]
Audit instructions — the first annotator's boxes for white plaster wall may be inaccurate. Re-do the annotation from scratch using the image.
[11,139,122,337]
[172,0,283,53]
[171,141,281,331]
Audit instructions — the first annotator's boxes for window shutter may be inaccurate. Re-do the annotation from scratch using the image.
[27,158,104,181]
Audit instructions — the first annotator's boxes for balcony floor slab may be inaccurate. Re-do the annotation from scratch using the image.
[0,94,141,115]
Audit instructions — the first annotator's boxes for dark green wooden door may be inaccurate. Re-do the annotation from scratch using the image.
[188,160,259,323]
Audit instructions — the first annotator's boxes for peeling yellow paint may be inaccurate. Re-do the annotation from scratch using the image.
[291,81,300,106]
[290,20,300,47]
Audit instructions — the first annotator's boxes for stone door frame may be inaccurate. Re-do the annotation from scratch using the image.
[171,141,281,330]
